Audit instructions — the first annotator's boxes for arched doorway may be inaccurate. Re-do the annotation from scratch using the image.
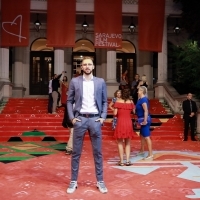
[116,40,136,84]
[30,38,54,95]
[72,39,96,77]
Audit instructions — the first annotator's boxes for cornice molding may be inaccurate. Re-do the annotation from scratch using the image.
[30,0,181,15]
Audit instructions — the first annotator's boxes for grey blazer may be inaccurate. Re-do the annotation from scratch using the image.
[67,75,107,120]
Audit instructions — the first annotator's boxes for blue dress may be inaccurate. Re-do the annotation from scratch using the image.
[136,96,151,137]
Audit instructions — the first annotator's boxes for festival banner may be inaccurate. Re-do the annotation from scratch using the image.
[47,0,76,47]
[94,0,122,49]
[138,0,165,52]
[1,0,30,47]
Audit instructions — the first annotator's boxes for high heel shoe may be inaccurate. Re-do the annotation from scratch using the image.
[125,161,132,166]
[117,161,124,166]
[143,155,153,161]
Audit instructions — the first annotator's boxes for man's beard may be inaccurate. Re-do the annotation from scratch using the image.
[82,69,92,75]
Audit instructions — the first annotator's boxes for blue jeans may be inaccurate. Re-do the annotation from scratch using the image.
[71,116,103,182]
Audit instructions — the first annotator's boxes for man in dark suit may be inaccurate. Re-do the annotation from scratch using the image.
[182,93,198,141]
[52,72,64,114]
[66,57,108,194]
[131,74,140,104]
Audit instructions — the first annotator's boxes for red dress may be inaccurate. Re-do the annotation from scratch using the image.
[114,102,135,139]
[61,82,68,105]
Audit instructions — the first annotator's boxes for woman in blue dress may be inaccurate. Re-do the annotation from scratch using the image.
[135,86,153,160]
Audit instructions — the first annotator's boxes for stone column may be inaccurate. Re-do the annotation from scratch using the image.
[0,47,12,98]
[0,47,10,82]
[157,17,167,83]
[106,50,117,83]
[106,50,119,97]
[14,47,23,87]
[155,17,167,99]
[54,48,64,74]
[12,47,26,97]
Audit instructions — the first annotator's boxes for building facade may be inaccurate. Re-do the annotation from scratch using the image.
[0,0,187,98]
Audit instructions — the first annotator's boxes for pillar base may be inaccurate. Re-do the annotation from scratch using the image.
[0,82,12,100]
[12,86,26,97]
[0,78,10,82]
[106,83,119,98]
[147,89,154,99]
[154,85,163,99]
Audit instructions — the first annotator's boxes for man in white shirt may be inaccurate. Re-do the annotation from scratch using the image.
[66,57,108,194]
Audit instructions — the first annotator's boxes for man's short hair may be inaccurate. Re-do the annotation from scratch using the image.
[81,57,94,65]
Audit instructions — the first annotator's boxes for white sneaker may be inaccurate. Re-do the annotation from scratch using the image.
[136,151,145,156]
[66,181,78,194]
[143,155,154,161]
[96,181,108,194]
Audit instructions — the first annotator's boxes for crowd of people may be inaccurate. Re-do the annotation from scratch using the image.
[46,58,198,195]
[109,86,153,165]
[48,68,82,156]
[48,71,68,114]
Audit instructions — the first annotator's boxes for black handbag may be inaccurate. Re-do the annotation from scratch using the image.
[132,119,140,130]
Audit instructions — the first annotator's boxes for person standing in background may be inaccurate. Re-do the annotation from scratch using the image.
[113,89,135,166]
[60,76,69,107]
[59,75,73,154]
[131,74,140,104]
[109,90,122,130]
[120,70,129,90]
[136,86,153,160]
[63,71,82,155]
[52,71,64,114]
[74,67,82,77]
[48,76,53,114]
[137,75,148,89]
[182,93,198,141]
[62,102,74,155]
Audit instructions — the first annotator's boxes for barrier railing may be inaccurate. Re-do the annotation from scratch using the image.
[154,82,200,134]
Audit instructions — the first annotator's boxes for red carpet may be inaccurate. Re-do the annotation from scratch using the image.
[0,140,200,199]
[0,98,185,142]
[0,98,199,199]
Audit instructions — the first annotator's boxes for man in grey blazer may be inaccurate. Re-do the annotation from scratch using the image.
[66,57,108,194]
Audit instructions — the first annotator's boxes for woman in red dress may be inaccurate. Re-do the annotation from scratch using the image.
[113,89,135,166]
[120,70,129,90]
[60,76,69,106]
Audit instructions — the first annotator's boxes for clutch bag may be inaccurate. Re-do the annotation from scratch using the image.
[137,116,151,125]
